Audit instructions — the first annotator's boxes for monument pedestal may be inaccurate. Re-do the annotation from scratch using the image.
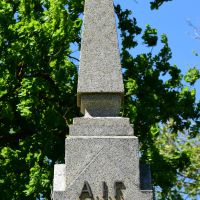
[53,118,152,200]
[53,0,152,199]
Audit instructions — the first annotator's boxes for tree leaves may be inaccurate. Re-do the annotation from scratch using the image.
[0,0,81,199]
[116,3,199,199]
[142,25,158,47]
[0,1,199,200]
[150,0,173,10]
[184,67,200,85]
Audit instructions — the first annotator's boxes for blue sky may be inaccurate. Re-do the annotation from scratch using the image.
[114,0,200,99]
[112,2,199,199]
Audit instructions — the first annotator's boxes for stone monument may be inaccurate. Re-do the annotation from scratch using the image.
[53,0,153,199]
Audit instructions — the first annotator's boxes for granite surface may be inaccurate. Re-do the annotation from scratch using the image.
[53,0,152,199]
[53,117,153,199]
[79,94,122,116]
[70,117,133,136]
[77,0,124,107]
[53,136,152,200]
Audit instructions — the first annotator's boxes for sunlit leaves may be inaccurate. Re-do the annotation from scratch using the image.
[184,67,200,85]
[126,78,138,95]
[0,1,199,200]
[0,0,82,199]
[142,25,158,46]
[117,3,199,200]
[154,123,200,199]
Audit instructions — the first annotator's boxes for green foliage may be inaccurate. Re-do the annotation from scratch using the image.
[150,0,173,10]
[115,3,199,199]
[154,122,200,199]
[142,25,158,47]
[0,0,82,199]
[0,0,199,200]
[184,67,200,85]
[115,4,142,49]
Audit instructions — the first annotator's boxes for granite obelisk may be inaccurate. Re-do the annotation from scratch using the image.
[53,0,153,199]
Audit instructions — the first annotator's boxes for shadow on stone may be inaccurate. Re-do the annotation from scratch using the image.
[115,181,126,200]
[103,182,109,200]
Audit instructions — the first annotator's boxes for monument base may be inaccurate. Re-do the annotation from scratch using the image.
[53,118,152,200]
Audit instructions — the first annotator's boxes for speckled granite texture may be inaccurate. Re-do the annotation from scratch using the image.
[53,118,152,200]
[53,136,152,200]
[77,0,124,107]
[79,94,122,116]
[69,117,133,136]
[53,0,152,199]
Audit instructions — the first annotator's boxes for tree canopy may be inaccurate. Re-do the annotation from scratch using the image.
[0,0,199,200]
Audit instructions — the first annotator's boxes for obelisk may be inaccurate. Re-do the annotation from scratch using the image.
[53,0,153,199]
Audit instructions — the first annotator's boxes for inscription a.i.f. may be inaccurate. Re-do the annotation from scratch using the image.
[79,181,126,199]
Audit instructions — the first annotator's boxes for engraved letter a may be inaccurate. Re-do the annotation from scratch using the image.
[79,181,94,199]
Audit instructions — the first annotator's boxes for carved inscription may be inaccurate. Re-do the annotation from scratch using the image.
[79,181,94,199]
[103,182,108,199]
[114,182,126,200]
[79,181,125,200]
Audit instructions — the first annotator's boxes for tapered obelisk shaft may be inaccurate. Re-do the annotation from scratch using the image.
[53,1,153,199]
[77,0,124,116]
